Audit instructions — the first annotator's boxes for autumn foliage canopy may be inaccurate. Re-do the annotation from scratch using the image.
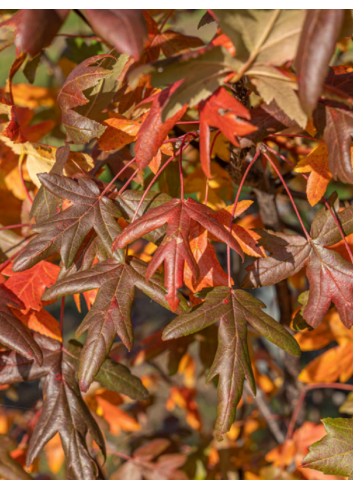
[1,8,353,481]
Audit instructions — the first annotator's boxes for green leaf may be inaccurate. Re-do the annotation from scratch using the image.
[68,339,149,401]
[302,418,353,478]
[22,52,41,84]
[63,38,104,65]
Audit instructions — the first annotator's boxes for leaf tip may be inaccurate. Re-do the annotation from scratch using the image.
[79,379,90,393]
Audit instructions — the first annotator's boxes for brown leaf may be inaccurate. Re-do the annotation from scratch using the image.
[296,10,345,116]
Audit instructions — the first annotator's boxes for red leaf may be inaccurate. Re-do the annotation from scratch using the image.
[199,87,256,178]
[17,10,69,57]
[113,198,243,311]
[3,261,60,313]
[134,81,187,170]
[83,9,147,61]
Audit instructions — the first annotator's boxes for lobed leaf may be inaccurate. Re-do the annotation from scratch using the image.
[113,197,243,311]
[43,258,189,391]
[302,418,353,478]
[163,286,299,440]
[13,174,124,272]
[243,194,353,328]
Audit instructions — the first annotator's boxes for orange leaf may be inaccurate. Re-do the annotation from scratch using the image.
[211,33,236,56]
[184,222,230,295]
[177,353,195,388]
[97,113,147,151]
[295,143,332,206]
[328,233,353,262]
[298,343,353,383]
[11,307,62,342]
[95,391,140,435]
[44,433,65,474]
[3,261,60,313]
[166,386,202,431]
[212,203,266,258]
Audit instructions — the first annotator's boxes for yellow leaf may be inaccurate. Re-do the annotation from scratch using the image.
[4,166,27,200]
[0,141,94,187]
[299,344,353,383]
[184,161,232,210]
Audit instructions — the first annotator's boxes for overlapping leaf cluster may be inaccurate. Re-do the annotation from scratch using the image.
[1,8,353,481]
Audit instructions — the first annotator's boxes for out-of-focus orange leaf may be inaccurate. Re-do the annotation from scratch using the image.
[4,167,27,200]
[92,389,140,435]
[148,142,173,174]
[0,188,22,226]
[11,84,57,108]
[296,310,353,383]
[294,143,332,206]
[166,386,202,431]
[3,261,60,313]
[328,233,353,263]
[44,433,65,474]
[177,353,195,388]
[266,422,343,480]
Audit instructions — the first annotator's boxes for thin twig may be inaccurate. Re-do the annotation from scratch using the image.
[205,130,221,205]
[159,10,175,31]
[244,384,285,444]
[262,150,311,241]
[226,148,261,287]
